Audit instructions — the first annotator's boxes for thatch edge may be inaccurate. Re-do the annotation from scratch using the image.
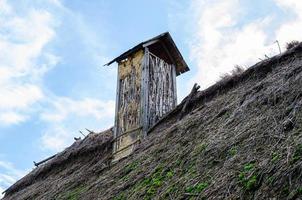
[3,128,114,196]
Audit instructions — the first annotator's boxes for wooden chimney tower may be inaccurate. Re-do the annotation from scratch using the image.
[105,32,189,161]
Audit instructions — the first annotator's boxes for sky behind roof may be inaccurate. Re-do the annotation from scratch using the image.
[1,0,302,196]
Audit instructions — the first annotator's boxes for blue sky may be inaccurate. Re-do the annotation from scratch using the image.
[1,0,302,196]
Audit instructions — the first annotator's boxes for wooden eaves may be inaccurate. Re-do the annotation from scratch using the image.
[104,32,190,76]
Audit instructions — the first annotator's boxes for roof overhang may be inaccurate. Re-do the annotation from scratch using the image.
[104,32,190,76]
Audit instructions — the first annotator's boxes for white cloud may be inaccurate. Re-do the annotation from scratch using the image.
[48,0,64,8]
[0,0,114,152]
[41,97,115,122]
[0,161,26,180]
[0,160,27,197]
[275,0,302,13]
[0,0,11,15]
[0,174,15,186]
[0,0,58,125]
[40,125,71,152]
[0,186,4,199]
[0,0,115,192]
[188,0,302,89]
[0,85,43,110]
[275,0,302,45]
[0,112,27,125]
[39,97,115,151]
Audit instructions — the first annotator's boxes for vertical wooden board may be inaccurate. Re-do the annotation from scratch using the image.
[113,67,121,151]
[172,64,177,106]
[114,50,144,156]
[146,53,177,129]
[141,48,150,137]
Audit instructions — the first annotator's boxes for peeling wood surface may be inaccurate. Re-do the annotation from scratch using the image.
[114,50,144,160]
[146,52,176,128]
[114,49,177,160]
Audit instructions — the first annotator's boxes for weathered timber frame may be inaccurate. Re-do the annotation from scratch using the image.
[113,64,120,152]
[143,49,177,131]
[141,48,150,137]
[108,32,189,160]
[113,48,177,155]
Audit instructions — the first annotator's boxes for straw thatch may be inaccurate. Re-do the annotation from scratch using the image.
[3,128,113,196]
[3,43,302,200]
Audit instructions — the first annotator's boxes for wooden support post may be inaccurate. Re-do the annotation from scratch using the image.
[172,64,177,107]
[141,47,150,137]
[178,83,200,120]
[113,65,121,152]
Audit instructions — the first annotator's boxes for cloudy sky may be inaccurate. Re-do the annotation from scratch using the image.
[0,0,301,196]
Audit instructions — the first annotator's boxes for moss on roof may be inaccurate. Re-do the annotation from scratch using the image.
[3,43,302,200]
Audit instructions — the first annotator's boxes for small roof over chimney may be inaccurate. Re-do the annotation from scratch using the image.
[105,32,190,76]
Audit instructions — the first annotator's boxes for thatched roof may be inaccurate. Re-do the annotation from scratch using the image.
[3,42,302,199]
[3,128,113,195]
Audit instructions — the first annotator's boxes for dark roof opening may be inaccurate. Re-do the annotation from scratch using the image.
[104,32,190,76]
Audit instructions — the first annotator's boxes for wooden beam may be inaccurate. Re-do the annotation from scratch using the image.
[33,155,56,167]
[113,65,121,152]
[159,40,176,66]
[171,64,177,107]
[142,39,159,48]
[112,126,143,142]
[141,47,150,137]
[178,83,200,120]
[112,139,141,155]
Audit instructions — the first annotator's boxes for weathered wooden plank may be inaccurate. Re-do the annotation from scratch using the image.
[141,47,150,137]
[112,139,141,156]
[113,67,121,151]
[145,53,177,129]
[112,126,143,142]
[172,64,177,106]
[114,50,144,156]
[114,48,178,158]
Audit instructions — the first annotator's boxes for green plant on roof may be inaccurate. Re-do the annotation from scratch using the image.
[146,186,156,197]
[229,146,238,156]
[152,177,163,187]
[271,152,280,162]
[186,161,197,177]
[113,192,127,200]
[137,164,168,198]
[282,186,290,196]
[185,182,208,195]
[238,162,258,191]
[287,187,302,199]
[124,161,139,174]
[131,165,177,198]
[166,170,174,178]
[291,144,302,163]
[243,163,254,171]
[192,143,207,155]
[246,175,257,190]
[267,176,275,185]
[62,185,88,200]
[164,185,177,197]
